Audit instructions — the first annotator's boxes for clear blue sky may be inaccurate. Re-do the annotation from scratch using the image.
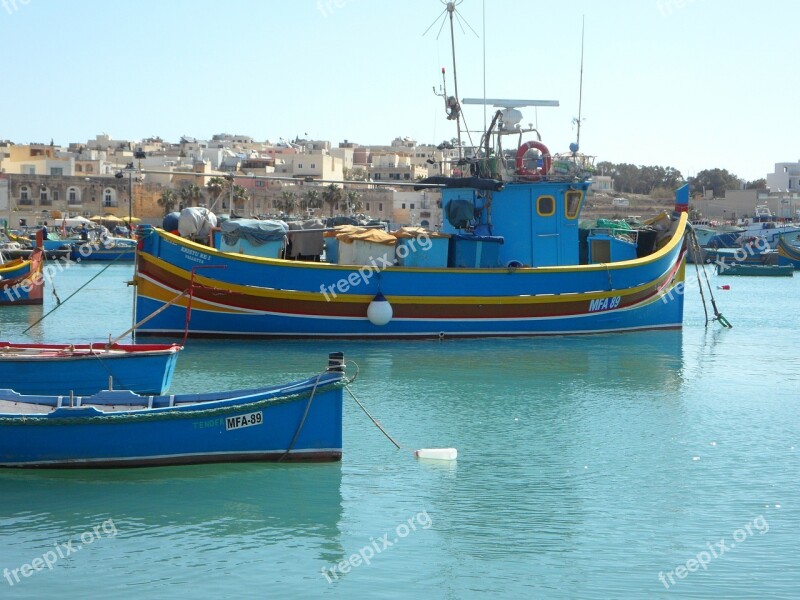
[1,0,796,182]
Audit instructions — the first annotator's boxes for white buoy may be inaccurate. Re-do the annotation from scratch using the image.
[367,292,393,326]
[414,448,457,461]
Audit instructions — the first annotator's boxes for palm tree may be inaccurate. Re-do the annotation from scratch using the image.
[280,191,298,216]
[232,185,249,215]
[179,184,202,207]
[345,190,361,215]
[206,177,226,209]
[157,189,177,215]
[303,189,322,213]
[322,184,342,217]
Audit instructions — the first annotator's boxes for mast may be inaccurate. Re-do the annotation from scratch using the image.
[447,2,463,160]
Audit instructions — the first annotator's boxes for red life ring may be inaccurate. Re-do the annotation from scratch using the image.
[515,140,552,181]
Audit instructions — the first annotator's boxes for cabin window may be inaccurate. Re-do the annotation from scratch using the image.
[536,195,555,217]
[565,191,583,219]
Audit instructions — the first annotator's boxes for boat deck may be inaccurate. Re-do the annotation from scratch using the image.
[0,399,150,415]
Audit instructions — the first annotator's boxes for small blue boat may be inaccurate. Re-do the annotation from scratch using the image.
[0,352,346,468]
[0,341,181,395]
[70,237,136,262]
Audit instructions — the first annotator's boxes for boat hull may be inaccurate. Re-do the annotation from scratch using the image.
[777,236,800,269]
[0,342,181,395]
[133,216,689,338]
[0,248,44,305]
[0,371,343,468]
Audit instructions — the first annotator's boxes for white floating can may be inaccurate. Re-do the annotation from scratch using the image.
[414,448,457,461]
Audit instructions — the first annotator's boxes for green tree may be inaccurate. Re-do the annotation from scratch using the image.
[322,184,342,217]
[304,189,322,212]
[689,168,740,198]
[232,185,249,214]
[281,191,298,215]
[157,189,177,215]
[745,178,767,190]
[179,183,202,207]
[206,176,226,207]
[345,190,361,214]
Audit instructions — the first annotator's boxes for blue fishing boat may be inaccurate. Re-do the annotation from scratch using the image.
[70,237,136,262]
[0,341,181,395]
[132,6,689,339]
[0,352,346,468]
[0,248,44,305]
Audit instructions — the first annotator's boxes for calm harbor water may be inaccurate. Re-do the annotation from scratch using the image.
[0,262,798,598]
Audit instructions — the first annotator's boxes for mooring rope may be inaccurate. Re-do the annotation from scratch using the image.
[23,250,129,334]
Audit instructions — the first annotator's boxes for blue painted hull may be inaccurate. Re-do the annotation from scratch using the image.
[70,239,137,262]
[134,214,689,338]
[0,342,181,395]
[0,370,344,467]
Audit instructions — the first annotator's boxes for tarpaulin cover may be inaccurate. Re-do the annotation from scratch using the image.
[221,219,288,246]
[336,228,397,246]
[178,207,218,240]
[392,226,450,239]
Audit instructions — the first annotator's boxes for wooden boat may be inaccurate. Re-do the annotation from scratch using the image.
[0,352,346,468]
[777,235,800,269]
[0,248,44,305]
[715,262,794,277]
[0,341,182,395]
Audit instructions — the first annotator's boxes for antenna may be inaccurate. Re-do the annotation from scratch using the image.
[425,1,478,161]
[572,16,586,155]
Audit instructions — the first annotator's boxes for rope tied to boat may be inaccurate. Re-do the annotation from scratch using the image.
[688,228,732,329]
[343,360,456,461]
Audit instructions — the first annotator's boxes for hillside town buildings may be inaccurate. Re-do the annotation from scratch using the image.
[0,134,448,229]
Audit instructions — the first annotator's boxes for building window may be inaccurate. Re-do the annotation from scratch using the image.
[402,203,406,209]
[310,163,316,169]
[379,203,383,211]
[103,189,114,207]
[68,188,79,204]
[410,203,415,209]
[76,165,83,172]
[52,191,59,201]
[50,167,63,176]
[366,203,370,210]
[40,189,48,202]
[404,173,411,180]
[297,163,303,169]
[86,165,93,173]
[256,180,265,187]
